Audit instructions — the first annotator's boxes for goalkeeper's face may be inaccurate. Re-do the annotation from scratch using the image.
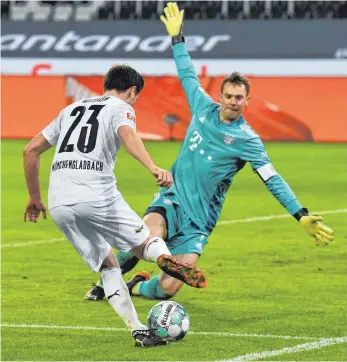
[220,83,249,122]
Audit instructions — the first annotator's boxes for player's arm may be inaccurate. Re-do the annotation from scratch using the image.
[23,133,52,222]
[23,112,62,222]
[117,126,172,188]
[160,2,214,113]
[24,133,52,202]
[113,106,173,189]
[242,137,334,246]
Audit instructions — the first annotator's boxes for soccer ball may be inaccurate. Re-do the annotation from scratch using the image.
[147,301,190,341]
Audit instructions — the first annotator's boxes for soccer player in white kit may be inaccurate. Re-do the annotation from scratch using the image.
[23,65,206,347]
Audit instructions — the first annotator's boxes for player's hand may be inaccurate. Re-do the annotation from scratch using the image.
[299,215,334,246]
[160,2,184,37]
[24,199,47,223]
[151,167,173,189]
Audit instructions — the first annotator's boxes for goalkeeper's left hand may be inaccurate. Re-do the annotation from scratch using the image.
[299,215,334,246]
[160,2,184,37]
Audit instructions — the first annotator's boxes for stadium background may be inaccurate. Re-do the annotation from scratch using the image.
[2,0,347,141]
[1,1,347,361]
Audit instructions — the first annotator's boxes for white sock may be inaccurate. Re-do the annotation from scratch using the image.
[101,267,146,331]
[143,237,171,263]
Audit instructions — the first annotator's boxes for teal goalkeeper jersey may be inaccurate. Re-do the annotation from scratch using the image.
[160,42,302,233]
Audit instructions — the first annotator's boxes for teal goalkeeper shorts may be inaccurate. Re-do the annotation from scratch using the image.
[144,193,209,256]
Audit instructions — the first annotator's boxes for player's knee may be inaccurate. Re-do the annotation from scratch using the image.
[143,213,167,239]
[151,229,163,238]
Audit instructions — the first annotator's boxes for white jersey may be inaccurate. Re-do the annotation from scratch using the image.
[42,95,136,210]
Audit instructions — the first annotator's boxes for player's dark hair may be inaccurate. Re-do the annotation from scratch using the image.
[104,65,144,94]
[221,72,250,95]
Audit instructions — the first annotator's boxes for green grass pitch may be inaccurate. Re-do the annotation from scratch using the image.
[1,140,347,361]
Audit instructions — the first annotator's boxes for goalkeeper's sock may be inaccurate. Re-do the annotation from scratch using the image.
[138,275,174,300]
[101,267,146,331]
[117,251,140,274]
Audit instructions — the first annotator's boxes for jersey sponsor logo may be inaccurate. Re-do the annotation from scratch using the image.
[163,198,172,205]
[224,135,233,144]
[199,116,205,123]
[127,112,136,123]
[189,130,203,151]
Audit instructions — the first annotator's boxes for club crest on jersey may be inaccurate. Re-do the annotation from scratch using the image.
[127,112,136,123]
[224,135,233,144]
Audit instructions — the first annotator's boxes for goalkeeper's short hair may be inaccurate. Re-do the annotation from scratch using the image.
[221,72,250,95]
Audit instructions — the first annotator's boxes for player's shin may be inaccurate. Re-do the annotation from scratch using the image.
[101,267,146,331]
[142,237,171,262]
[138,275,174,300]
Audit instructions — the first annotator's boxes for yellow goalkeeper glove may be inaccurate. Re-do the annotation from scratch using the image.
[160,2,184,37]
[299,215,334,246]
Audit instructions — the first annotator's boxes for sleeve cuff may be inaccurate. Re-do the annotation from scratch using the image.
[41,130,54,146]
[172,35,185,45]
[172,41,188,58]
[114,122,136,136]
[293,207,309,221]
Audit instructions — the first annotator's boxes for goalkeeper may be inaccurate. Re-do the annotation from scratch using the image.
[85,2,334,301]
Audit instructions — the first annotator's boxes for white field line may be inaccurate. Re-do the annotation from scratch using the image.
[222,336,347,361]
[1,237,65,248]
[0,323,321,340]
[218,208,347,225]
[2,208,346,249]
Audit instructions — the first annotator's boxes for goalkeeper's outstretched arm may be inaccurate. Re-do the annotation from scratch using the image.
[160,2,214,113]
[243,138,334,246]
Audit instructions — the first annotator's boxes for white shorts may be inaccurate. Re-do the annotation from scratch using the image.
[50,195,150,272]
